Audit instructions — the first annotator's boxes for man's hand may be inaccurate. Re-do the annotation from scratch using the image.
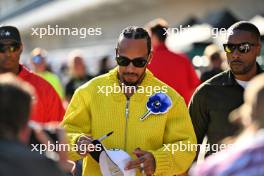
[125,148,156,176]
[31,122,76,174]
[76,135,93,156]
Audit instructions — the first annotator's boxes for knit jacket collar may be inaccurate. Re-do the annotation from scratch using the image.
[107,67,154,102]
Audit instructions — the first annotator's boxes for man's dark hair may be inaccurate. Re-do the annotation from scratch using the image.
[150,24,168,42]
[0,74,33,138]
[118,26,151,54]
[229,21,261,41]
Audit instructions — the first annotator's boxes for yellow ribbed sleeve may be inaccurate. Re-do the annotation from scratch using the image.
[149,95,196,175]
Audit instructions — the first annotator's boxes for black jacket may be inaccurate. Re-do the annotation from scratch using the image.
[0,139,64,176]
[189,63,263,155]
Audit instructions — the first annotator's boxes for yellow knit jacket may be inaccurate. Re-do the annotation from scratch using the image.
[62,67,196,176]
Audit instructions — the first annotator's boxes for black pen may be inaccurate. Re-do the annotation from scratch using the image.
[97,131,113,142]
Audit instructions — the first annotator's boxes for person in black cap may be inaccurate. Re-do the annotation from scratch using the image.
[0,25,65,123]
[0,26,22,73]
[0,26,21,42]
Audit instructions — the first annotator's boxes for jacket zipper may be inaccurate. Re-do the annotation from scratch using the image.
[124,98,130,150]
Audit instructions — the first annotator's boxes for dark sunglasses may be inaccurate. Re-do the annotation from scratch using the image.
[116,55,148,68]
[0,42,20,53]
[223,42,255,54]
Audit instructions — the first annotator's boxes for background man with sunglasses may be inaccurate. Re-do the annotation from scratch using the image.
[62,26,196,176]
[189,21,263,158]
[0,26,65,123]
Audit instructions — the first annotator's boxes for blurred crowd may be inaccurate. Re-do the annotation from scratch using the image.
[0,17,263,176]
[25,47,113,107]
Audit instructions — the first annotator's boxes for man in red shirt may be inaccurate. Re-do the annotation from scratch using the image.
[0,26,64,123]
[146,19,200,104]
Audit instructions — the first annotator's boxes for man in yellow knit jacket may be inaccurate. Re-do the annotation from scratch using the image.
[62,26,196,176]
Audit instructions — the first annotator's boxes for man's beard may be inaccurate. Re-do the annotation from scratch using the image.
[123,80,137,86]
[230,60,256,75]
[121,72,144,86]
